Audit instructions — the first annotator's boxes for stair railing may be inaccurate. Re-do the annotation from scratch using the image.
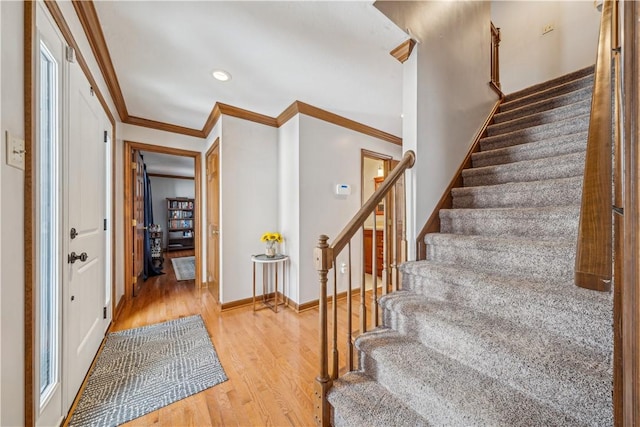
[490,22,502,95]
[313,150,415,427]
[575,0,619,292]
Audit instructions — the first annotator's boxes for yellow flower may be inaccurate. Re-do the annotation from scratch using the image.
[260,232,283,243]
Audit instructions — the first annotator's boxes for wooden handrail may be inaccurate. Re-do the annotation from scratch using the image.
[490,22,502,96]
[313,150,415,427]
[330,150,415,256]
[574,0,615,292]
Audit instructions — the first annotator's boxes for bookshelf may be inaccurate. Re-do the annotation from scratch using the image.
[166,197,195,251]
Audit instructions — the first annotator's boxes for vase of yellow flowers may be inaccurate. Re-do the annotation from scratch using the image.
[261,232,283,258]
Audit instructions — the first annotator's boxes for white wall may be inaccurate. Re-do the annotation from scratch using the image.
[277,117,300,303]
[219,116,279,303]
[297,115,402,304]
[492,1,601,94]
[149,175,196,249]
[376,1,498,258]
[1,2,25,425]
[0,0,3,421]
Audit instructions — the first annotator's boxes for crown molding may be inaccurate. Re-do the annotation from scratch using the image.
[201,103,222,137]
[217,103,279,128]
[390,39,416,64]
[277,101,402,146]
[69,0,401,145]
[72,0,128,122]
[126,116,205,138]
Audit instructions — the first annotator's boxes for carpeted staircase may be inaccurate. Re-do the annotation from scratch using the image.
[327,66,613,426]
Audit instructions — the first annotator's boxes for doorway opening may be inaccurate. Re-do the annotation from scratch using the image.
[123,141,203,301]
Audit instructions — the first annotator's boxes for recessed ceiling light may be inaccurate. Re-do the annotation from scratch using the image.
[212,70,231,82]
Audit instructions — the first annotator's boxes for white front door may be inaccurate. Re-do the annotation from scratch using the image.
[62,59,109,411]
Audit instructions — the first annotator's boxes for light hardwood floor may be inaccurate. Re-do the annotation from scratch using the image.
[114,250,321,426]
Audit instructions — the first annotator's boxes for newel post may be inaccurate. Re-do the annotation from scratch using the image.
[314,235,333,427]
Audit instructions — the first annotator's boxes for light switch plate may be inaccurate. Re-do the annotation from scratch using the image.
[6,131,25,170]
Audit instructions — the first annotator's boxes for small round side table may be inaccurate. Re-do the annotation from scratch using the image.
[251,254,289,313]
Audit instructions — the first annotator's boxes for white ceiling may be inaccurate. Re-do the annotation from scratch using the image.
[94,1,407,136]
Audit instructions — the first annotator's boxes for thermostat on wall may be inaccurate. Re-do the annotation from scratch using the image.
[335,184,351,196]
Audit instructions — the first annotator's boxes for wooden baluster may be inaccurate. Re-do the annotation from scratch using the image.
[314,235,332,427]
[372,220,379,327]
[346,242,353,372]
[391,184,398,292]
[360,226,367,336]
[331,256,338,380]
[382,191,388,296]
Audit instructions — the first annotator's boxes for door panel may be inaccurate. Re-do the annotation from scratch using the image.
[206,142,220,301]
[132,150,145,296]
[64,59,108,410]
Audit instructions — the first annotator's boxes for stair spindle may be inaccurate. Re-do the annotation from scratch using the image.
[372,220,379,327]
[331,256,338,380]
[346,242,353,372]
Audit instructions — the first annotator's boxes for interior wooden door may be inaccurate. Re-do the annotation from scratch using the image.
[132,149,145,296]
[206,141,220,301]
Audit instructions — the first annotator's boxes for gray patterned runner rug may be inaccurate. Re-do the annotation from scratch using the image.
[172,256,196,281]
[69,315,227,426]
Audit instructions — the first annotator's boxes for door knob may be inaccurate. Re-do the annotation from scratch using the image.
[68,252,88,264]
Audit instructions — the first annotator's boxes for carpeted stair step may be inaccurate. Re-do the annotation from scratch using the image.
[424,233,575,280]
[355,328,583,426]
[399,261,612,351]
[472,132,587,167]
[502,66,594,103]
[328,371,430,427]
[439,206,580,240]
[500,74,594,112]
[452,176,583,209]
[462,151,585,187]
[480,114,590,152]
[494,86,592,124]
[487,98,591,137]
[379,293,613,427]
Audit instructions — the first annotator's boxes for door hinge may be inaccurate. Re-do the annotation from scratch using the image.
[90,87,95,96]
[104,130,108,143]
[613,206,624,215]
[103,306,107,319]
[104,218,108,231]
[132,276,137,284]
[65,46,76,63]
[131,162,137,170]
[132,219,137,227]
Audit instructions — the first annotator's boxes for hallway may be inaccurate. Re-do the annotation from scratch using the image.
[112,250,319,426]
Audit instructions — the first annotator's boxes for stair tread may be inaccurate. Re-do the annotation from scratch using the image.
[503,66,594,102]
[488,98,591,136]
[472,132,587,167]
[328,371,430,427]
[494,86,592,124]
[501,74,594,111]
[452,175,582,197]
[480,113,590,151]
[379,292,612,426]
[462,151,585,187]
[440,205,580,217]
[399,260,612,350]
[425,231,575,247]
[356,328,584,426]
